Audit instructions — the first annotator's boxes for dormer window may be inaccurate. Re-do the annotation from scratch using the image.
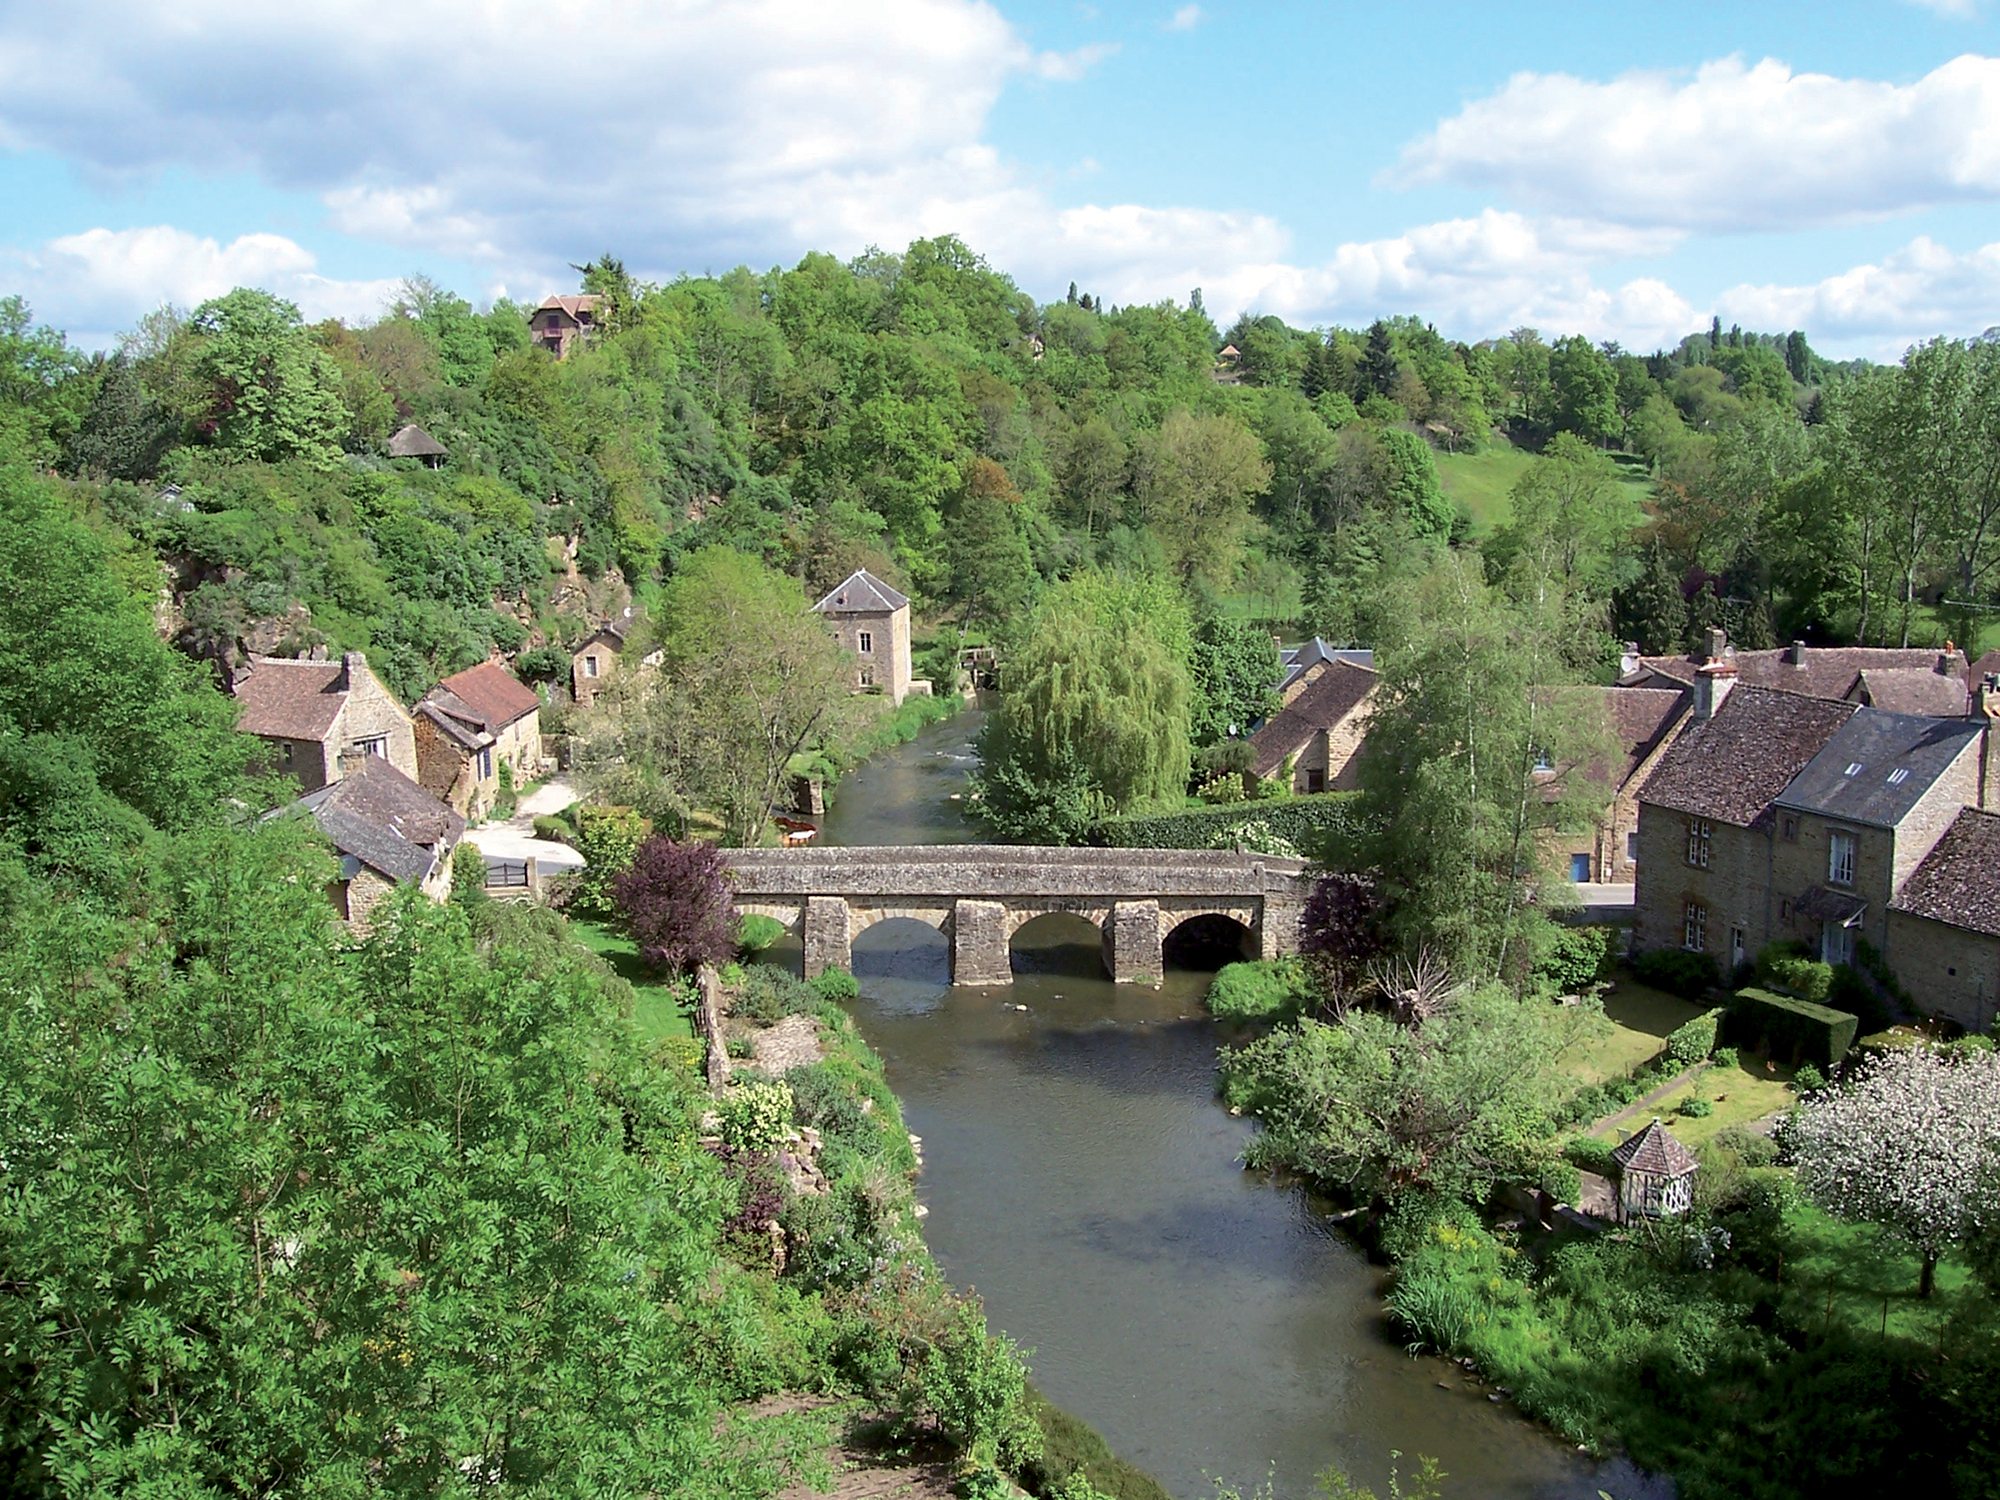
[1843,763,1864,777]
[1886,768,1909,785]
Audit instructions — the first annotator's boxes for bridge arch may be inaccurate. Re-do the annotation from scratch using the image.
[1008,908,1111,978]
[850,914,952,992]
[1162,909,1258,970]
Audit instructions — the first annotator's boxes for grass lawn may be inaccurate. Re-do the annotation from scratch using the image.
[1565,978,1705,1086]
[1776,1200,1980,1341]
[568,917,695,1041]
[1435,440,1655,536]
[1599,1051,1798,1151]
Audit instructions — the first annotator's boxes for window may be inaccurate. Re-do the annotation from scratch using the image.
[858,666,874,688]
[1781,813,1798,841]
[1306,768,1326,793]
[277,741,295,768]
[857,630,873,654]
[584,654,600,679]
[1822,920,1853,966]
[1886,767,1909,786]
[1570,852,1592,882]
[356,735,389,759]
[1843,762,1864,778]
[477,748,494,780]
[1686,818,1712,868]
[1683,901,1707,952]
[1829,829,1857,887]
[1532,747,1554,773]
[1626,831,1638,863]
[1780,896,1792,922]
[1731,926,1746,968]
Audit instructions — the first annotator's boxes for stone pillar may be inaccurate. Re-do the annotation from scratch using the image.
[1259,894,1305,960]
[1104,900,1162,987]
[951,899,1011,987]
[803,895,851,978]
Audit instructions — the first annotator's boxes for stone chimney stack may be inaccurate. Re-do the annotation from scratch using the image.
[336,746,369,781]
[1788,640,1807,666]
[1701,626,1728,665]
[1694,660,1738,722]
[1619,641,1641,678]
[339,650,366,692]
[1937,643,1965,677]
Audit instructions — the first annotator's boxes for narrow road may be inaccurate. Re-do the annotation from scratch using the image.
[462,777,584,871]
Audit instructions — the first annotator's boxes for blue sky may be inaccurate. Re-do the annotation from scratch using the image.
[2,0,1997,357]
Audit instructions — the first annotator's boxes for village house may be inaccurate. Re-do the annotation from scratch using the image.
[1277,637,1375,704]
[1542,686,1691,885]
[1633,662,2000,1028]
[232,651,419,791]
[569,609,662,710]
[287,750,464,932]
[530,294,602,358]
[1623,629,1970,716]
[813,568,926,706]
[1248,657,1379,793]
[413,661,544,819]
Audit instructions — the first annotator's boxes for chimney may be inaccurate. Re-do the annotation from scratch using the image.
[339,650,366,691]
[1701,626,1728,665]
[1937,645,1965,677]
[1619,641,1641,678]
[336,746,369,781]
[1788,640,1807,666]
[1693,660,1738,721]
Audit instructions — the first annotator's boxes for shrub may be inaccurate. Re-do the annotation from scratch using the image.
[1725,987,1859,1069]
[571,803,649,915]
[787,1062,874,1154]
[1710,1125,1778,1167]
[718,1079,795,1152]
[1678,1096,1714,1118]
[1377,1191,1484,1263]
[1665,1008,1724,1066]
[1210,819,1300,859]
[1564,1135,1617,1176]
[449,842,488,908]
[1539,1158,1583,1205]
[1762,953,1834,1004]
[653,1034,706,1078]
[1792,1062,1825,1093]
[613,836,737,976]
[1711,1045,1739,1069]
[1204,959,1307,1024]
[1631,948,1721,999]
[918,1304,1043,1472]
[733,965,821,1023]
[736,913,786,954]
[809,968,860,1003]
[1194,772,1246,805]
[1534,924,1613,995]
[1828,962,1892,1034]
[512,643,570,684]
[531,813,572,844]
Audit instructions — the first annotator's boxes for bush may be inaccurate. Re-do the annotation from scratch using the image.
[1564,1135,1617,1176]
[1204,959,1308,1024]
[1710,1126,1778,1167]
[1711,1045,1739,1069]
[449,842,488,908]
[733,965,821,1023]
[736,913,786,954]
[531,813,573,844]
[1535,924,1613,995]
[1678,1097,1714,1118]
[809,968,860,1003]
[1792,1062,1825,1093]
[1377,1191,1485,1263]
[718,1079,794,1151]
[572,803,649,915]
[1665,1008,1724,1066]
[1539,1158,1583,1205]
[1725,987,1859,1069]
[918,1304,1043,1473]
[1631,948,1721,999]
[1762,953,1834,1004]
[1828,962,1892,1034]
[513,643,570,684]
[613,835,737,976]
[1094,790,1365,858]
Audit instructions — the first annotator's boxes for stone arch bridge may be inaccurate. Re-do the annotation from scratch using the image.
[722,844,1310,987]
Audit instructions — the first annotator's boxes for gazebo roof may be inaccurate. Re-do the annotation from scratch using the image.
[1611,1119,1699,1178]
[388,423,448,459]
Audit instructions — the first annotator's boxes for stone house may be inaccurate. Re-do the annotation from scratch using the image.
[290,751,464,931]
[1886,808,2000,1032]
[530,294,602,358]
[1541,686,1690,885]
[1277,637,1375,705]
[813,568,923,706]
[413,661,544,819]
[232,651,419,791]
[571,618,628,710]
[1623,629,1969,716]
[1249,658,1378,793]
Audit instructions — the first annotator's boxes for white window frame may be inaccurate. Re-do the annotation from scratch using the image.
[1683,901,1707,952]
[1828,829,1857,888]
[356,735,389,760]
[1686,818,1712,869]
[857,630,873,655]
[584,654,600,679]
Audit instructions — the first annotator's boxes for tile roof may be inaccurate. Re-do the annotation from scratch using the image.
[1891,807,2000,939]
[232,657,349,740]
[429,661,539,731]
[1249,659,1378,777]
[813,568,909,614]
[1626,643,1958,705]
[1772,708,1985,829]
[415,690,493,752]
[292,757,463,884]
[1855,666,1970,716]
[534,294,602,321]
[1638,685,1857,826]
[1612,1119,1698,1178]
[1601,686,1689,791]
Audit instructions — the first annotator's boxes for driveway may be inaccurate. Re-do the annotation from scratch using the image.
[463,777,585,872]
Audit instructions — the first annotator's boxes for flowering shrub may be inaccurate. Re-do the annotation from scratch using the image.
[718,1079,795,1152]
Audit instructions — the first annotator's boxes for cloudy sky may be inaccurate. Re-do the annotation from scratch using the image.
[3,0,1998,357]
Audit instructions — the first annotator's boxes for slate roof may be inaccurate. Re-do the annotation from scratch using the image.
[1891,808,2000,939]
[1278,637,1376,694]
[293,757,463,884]
[1772,708,1985,829]
[233,657,350,741]
[813,568,909,615]
[387,422,447,459]
[1638,685,1857,826]
[1249,658,1378,777]
[428,661,539,732]
[1612,1120,1698,1178]
[1626,644,1958,705]
[1855,666,1970,716]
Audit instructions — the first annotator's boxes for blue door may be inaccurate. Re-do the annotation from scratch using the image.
[1569,853,1592,883]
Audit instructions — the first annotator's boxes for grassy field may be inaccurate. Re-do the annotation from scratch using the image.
[1565,978,1704,1086]
[568,916,696,1041]
[1776,1201,1978,1339]
[1435,440,1655,535]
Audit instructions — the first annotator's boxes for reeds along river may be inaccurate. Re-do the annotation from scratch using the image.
[763,705,1668,1500]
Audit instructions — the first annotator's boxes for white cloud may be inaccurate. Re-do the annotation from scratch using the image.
[1904,0,1980,15]
[1165,4,1203,30]
[1395,53,2000,230]
[1717,235,2000,359]
[1033,42,1119,80]
[5,226,401,346]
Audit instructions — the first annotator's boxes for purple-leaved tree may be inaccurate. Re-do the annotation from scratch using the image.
[612,835,738,977]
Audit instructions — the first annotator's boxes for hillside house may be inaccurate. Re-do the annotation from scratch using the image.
[569,610,660,710]
[289,751,464,931]
[530,294,602,358]
[414,661,544,818]
[1249,658,1379,793]
[813,568,924,706]
[233,651,418,791]
[1886,808,2000,1032]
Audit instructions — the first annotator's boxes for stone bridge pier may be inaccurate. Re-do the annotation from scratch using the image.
[726,846,1310,989]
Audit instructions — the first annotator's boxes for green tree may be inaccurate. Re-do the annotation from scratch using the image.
[0,296,84,469]
[1190,616,1282,747]
[1378,428,1452,543]
[947,457,1036,630]
[1612,539,1690,655]
[185,288,347,467]
[1130,409,1271,590]
[1486,434,1644,664]
[1547,335,1618,445]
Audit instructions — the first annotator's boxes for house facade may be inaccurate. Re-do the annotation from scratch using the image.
[290,751,464,932]
[1543,686,1689,885]
[571,622,626,710]
[1277,637,1375,705]
[530,294,602,358]
[1249,658,1378,793]
[414,661,543,818]
[1886,808,2000,1032]
[813,568,918,705]
[233,651,418,791]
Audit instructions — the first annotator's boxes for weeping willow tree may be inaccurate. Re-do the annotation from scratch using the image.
[973,573,1192,842]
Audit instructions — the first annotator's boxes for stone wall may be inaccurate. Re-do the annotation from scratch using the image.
[328,653,419,783]
[1633,805,1772,967]
[1883,911,2000,1032]
[823,605,912,706]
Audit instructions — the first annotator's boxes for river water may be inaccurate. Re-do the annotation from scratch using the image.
[779,706,1664,1500]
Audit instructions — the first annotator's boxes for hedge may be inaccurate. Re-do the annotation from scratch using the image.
[1094,790,1366,853]
[1725,986,1859,1069]
[1664,1007,1725,1066]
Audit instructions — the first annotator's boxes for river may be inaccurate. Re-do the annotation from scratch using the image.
[774,705,1665,1500]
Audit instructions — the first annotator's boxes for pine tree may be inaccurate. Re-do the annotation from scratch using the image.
[1612,540,1689,655]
